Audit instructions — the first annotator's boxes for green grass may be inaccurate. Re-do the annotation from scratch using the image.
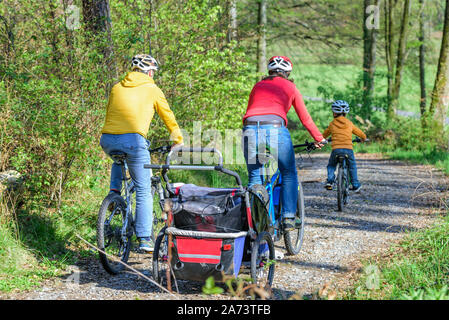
[345,215,449,300]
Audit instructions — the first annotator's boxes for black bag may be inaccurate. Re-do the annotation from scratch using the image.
[173,184,245,233]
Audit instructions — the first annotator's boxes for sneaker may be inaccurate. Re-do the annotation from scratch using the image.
[325,182,333,190]
[138,237,154,253]
[351,185,362,193]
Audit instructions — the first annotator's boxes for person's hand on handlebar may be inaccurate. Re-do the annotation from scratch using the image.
[314,138,327,149]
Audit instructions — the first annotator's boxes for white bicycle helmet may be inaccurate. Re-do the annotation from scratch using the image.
[331,100,350,114]
[131,54,158,72]
[267,56,293,72]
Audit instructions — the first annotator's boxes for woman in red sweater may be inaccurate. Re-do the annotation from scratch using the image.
[242,56,325,230]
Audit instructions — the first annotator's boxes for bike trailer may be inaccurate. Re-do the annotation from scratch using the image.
[165,227,247,282]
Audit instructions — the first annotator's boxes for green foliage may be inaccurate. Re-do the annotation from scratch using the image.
[202,276,224,295]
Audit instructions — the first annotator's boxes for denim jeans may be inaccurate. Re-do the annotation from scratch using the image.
[242,125,298,219]
[326,149,360,188]
[100,133,153,238]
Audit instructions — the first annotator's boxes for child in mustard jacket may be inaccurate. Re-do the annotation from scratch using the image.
[322,100,367,192]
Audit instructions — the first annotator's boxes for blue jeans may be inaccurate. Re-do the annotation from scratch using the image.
[100,133,153,238]
[326,149,360,188]
[242,125,298,219]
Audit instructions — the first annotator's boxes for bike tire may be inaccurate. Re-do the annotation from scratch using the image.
[97,193,132,275]
[151,186,166,244]
[283,182,305,255]
[337,164,344,212]
[152,227,172,287]
[250,231,275,294]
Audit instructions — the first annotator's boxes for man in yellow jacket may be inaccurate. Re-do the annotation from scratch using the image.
[322,100,367,193]
[100,54,183,252]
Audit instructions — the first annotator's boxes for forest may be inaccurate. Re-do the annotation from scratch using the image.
[0,0,448,300]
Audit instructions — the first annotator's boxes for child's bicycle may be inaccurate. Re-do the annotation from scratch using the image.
[249,140,321,256]
[327,137,368,212]
[96,145,172,275]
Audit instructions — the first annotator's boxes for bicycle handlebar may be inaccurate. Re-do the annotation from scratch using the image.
[149,145,172,154]
[293,140,328,152]
[327,137,369,143]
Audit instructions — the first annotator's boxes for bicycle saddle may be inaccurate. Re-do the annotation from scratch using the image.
[109,151,127,164]
[336,154,349,161]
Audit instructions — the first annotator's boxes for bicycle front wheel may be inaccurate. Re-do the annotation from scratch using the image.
[151,185,166,244]
[97,193,132,275]
[283,182,305,255]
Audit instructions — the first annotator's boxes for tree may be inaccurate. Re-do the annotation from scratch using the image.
[428,0,449,130]
[419,0,427,118]
[257,0,267,72]
[389,0,411,119]
[82,0,116,85]
[227,0,238,43]
[362,0,380,119]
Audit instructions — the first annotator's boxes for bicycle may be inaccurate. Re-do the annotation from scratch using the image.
[249,140,321,256]
[327,137,367,212]
[96,145,172,275]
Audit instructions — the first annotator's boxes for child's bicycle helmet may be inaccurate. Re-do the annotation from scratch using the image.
[331,100,350,114]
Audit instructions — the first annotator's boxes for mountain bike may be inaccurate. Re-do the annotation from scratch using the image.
[328,137,367,212]
[249,140,320,256]
[96,145,171,275]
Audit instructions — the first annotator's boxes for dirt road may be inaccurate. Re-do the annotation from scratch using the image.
[3,153,448,300]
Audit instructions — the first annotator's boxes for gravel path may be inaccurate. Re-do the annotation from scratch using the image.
[3,153,448,300]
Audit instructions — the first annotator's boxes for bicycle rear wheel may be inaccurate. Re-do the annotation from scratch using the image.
[250,231,275,293]
[337,164,344,211]
[283,182,305,255]
[97,193,132,275]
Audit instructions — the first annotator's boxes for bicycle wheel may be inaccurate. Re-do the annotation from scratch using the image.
[343,166,350,205]
[151,185,166,244]
[97,193,132,275]
[152,227,172,287]
[250,231,275,292]
[337,163,344,211]
[283,182,305,255]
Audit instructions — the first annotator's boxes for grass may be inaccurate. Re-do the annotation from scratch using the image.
[345,214,449,300]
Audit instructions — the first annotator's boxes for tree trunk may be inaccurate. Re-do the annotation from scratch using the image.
[82,0,117,85]
[257,0,267,73]
[419,0,427,118]
[227,0,237,43]
[384,0,395,116]
[363,0,380,119]
[428,0,449,129]
[390,0,411,118]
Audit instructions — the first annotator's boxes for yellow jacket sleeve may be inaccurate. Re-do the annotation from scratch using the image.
[154,89,184,144]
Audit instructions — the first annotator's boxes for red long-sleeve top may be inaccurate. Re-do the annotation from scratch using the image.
[243,76,324,142]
